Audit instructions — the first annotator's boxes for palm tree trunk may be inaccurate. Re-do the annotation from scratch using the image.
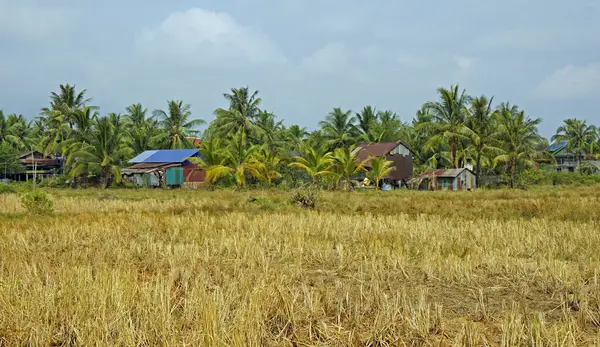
[510,159,516,189]
[450,139,457,168]
[476,151,482,187]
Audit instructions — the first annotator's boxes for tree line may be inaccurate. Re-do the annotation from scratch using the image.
[0,84,599,189]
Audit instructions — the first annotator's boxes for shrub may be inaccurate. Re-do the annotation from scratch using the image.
[517,169,545,187]
[0,183,16,194]
[291,189,318,209]
[21,190,54,215]
[38,175,69,188]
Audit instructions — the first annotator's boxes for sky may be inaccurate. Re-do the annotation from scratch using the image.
[1,0,599,138]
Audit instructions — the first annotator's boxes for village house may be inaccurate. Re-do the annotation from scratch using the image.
[413,168,477,191]
[3,151,62,182]
[353,141,414,187]
[122,149,205,188]
[549,141,600,173]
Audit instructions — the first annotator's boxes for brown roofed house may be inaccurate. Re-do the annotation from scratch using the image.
[353,141,414,186]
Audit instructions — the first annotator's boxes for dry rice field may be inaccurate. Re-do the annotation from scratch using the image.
[1,186,600,346]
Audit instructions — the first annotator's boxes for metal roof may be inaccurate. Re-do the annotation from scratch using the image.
[129,150,157,163]
[548,140,568,152]
[419,168,475,178]
[355,142,411,162]
[122,162,180,174]
[128,149,200,164]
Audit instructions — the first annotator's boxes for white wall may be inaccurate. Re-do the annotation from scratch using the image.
[390,143,411,156]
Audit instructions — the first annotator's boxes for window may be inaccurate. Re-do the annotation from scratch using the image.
[442,179,449,190]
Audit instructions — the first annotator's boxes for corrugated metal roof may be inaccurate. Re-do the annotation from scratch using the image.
[128,149,199,164]
[129,150,157,163]
[419,168,474,178]
[549,140,568,152]
[356,142,399,159]
[122,162,180,174]
[355,142,411,162]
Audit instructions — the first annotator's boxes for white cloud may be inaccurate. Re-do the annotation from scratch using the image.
[454,56,475,70]
[135,8,286,67]
[532,62,600,100]
[0,3,75,41]
[302,42,349,73]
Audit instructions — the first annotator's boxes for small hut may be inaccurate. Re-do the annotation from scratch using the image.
[413,168,477,191]
[122,149,205,187]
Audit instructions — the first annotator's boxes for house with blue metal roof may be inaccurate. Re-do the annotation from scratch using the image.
[548,140,600,173]
[122,149,205,187]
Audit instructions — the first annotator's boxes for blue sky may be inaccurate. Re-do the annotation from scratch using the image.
[1,0,599,137]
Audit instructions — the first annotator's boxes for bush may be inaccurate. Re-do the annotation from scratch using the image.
[291,189,318,209]
[21,190,54,215]
[0,183,16,194]
[549,172,600,185]
[38,175,69,188]
[517,169,545,187]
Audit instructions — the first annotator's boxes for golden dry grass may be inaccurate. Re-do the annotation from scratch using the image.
[1,186,600,346]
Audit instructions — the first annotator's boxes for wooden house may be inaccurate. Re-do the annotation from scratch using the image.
[122,149,205,187]
[414,168,477,191]
[353,141,414,187]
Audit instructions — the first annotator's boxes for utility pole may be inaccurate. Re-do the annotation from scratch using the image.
[33,160,37,188]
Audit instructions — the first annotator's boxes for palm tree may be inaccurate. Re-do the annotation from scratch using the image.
[69,116,132,188]
[223,87,262,120]
[223,129,257,188]
[153,100,204,149]
[373,110,404,142]
[465,95,501,181]
[290,144,334,185]
[408,106,449,169]
[592,128,600,158]
[284,125,308,153]
[493,104,542,188]
[38,109,72,157]
[0,141,23,176]
[125,103,157,154]
[356,106,378,141]
[71,106,99,141]
[551,118,597,170]
[61,106,100,163]
[422,85,471,168]
[254,110,284,149]
[125,103,148,128]
[366,155,395,190]
[45,84,91,129]
[212,87,262,140]
[0,112,29,149]
[186,136,230,186]
[49,84,91,110]
[332,146,366,190]
[248,145,282,186]
[319,107,357,149]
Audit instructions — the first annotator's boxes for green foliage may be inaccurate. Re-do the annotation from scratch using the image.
[3,82,600,192]
[0,141,23,175]
[365,155,395,190]
[516,169,545,187]
[21,190,54,215]
[38,175,70,188]
[153,100,204,149]
[0,183,16,194]
[548,172,600,185]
